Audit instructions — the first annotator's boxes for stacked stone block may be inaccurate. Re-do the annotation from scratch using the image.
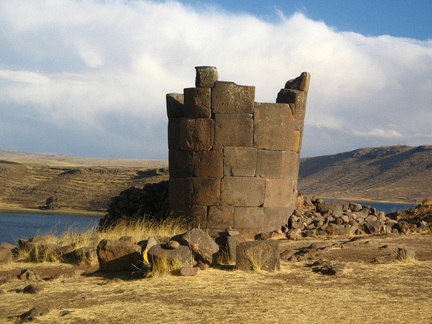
[167,66,310,237]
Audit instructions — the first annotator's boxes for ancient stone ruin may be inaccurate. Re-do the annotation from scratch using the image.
[166,66,310,237]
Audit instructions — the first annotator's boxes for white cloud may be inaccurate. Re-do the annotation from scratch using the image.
[0,0,431,159]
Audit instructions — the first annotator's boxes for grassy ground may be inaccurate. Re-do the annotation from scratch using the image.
[1,233,432,323]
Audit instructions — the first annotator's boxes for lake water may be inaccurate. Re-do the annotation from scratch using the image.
[0,213,100,245]
[0,201,417,245]
[324,200,417,213]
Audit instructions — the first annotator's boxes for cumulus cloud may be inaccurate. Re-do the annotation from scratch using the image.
[0,0,431,159]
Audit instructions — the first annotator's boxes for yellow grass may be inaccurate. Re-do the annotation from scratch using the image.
[12,217,188,263]
[1,261,432,323]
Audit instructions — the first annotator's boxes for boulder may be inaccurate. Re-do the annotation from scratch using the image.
[97,239,142,272]
[147,244,193,268]
[215,235,240,264]
[236,240,280,271]
[179,266,199,276]
[171,228,219,266]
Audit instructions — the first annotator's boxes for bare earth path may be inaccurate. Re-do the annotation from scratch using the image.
[1,234,432,323]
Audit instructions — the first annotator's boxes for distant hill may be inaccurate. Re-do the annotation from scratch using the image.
[298,145,432,203]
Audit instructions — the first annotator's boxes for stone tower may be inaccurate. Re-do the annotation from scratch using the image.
[167,66,310,238]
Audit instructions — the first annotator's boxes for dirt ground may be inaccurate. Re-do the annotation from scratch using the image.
[1,234,432,323]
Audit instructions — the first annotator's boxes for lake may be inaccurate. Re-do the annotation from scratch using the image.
[0,213,100,245]
[324,200,417,213]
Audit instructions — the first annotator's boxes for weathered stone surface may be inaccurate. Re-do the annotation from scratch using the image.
[169,150,194,178]
[215,113,253,147]
[263,207,293,232]
[208,206,235,229]
[264,179,296,208]
[168,119,180,150]
[221,177,265,206]
[172,228,220,265]
[280,151,300,179]
[97,239,142,273]
[179,118,214,151]
[194,146,223,178]
[223,146,256,176]
[170,205,208,228]
[212,81,255,114]
[180,266,199,276]
[191,177,220,205]
[236,240,280,271]
[168,178,187,205]
[254,103,294,151]
[276,89,307,107]
[284,72,311,91]
[195,66,218,88]
[234,207,265,229]
[148,244,193,267]
[256,150,282,178]
[184,87,211,118]
[18,306,49,322]
[215,235,240,264]
[166,93,184,119]
[64,247,97,265]
[166,240,180,249]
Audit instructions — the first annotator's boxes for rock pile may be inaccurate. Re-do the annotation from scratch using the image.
[276,196,431,240]
[99,179,169,229]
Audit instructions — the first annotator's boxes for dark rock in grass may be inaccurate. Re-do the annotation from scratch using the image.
[22,284,43,294]
[215,235,239,264]
[16,306,49,322]
[171,228,219,266]
[147,244,193,267]
[179,266,199,276]
[236,240,280,271]
[18,269,41,281]
[97,239,142,273]
[65,247,97,265]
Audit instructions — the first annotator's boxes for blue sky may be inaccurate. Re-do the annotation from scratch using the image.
[0,0,431,159]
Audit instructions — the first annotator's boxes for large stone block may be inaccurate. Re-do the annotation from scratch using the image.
[179,118,214,151]
[256,150,282,178]
[148,244,193,267]
[236,240,280,271]
[208,206,234,229]
[191,177,220,206]
[166,93,184,119]
[276,89,307,108]
[195,146,223,178]
[280,151,300,179]
[184,87,211,118]
[168,119,180,150]
[97,239,142,273]
[264,179,295,208]
[263,207,293,232]
[221,177,265,206]
[195,66,218,88]
[234,207,264,229]
[169,205,208,228]
[212,81,255,114]
[254,103,294,150]
[169,178,187,205]
[223,147,256,176]
[215,114,253,147]
[168,150,194,178]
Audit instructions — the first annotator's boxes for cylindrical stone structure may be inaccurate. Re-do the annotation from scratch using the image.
[167,66,310,238]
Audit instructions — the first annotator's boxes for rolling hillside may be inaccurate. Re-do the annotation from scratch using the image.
[298,145,432,203]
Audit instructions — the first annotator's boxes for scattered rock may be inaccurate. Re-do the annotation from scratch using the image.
[179,266,198,276]
[166,240,180,249]
[147,244,193,267]
[97,239,142,273]
[22,284,43,294]
[18,269,41,281]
